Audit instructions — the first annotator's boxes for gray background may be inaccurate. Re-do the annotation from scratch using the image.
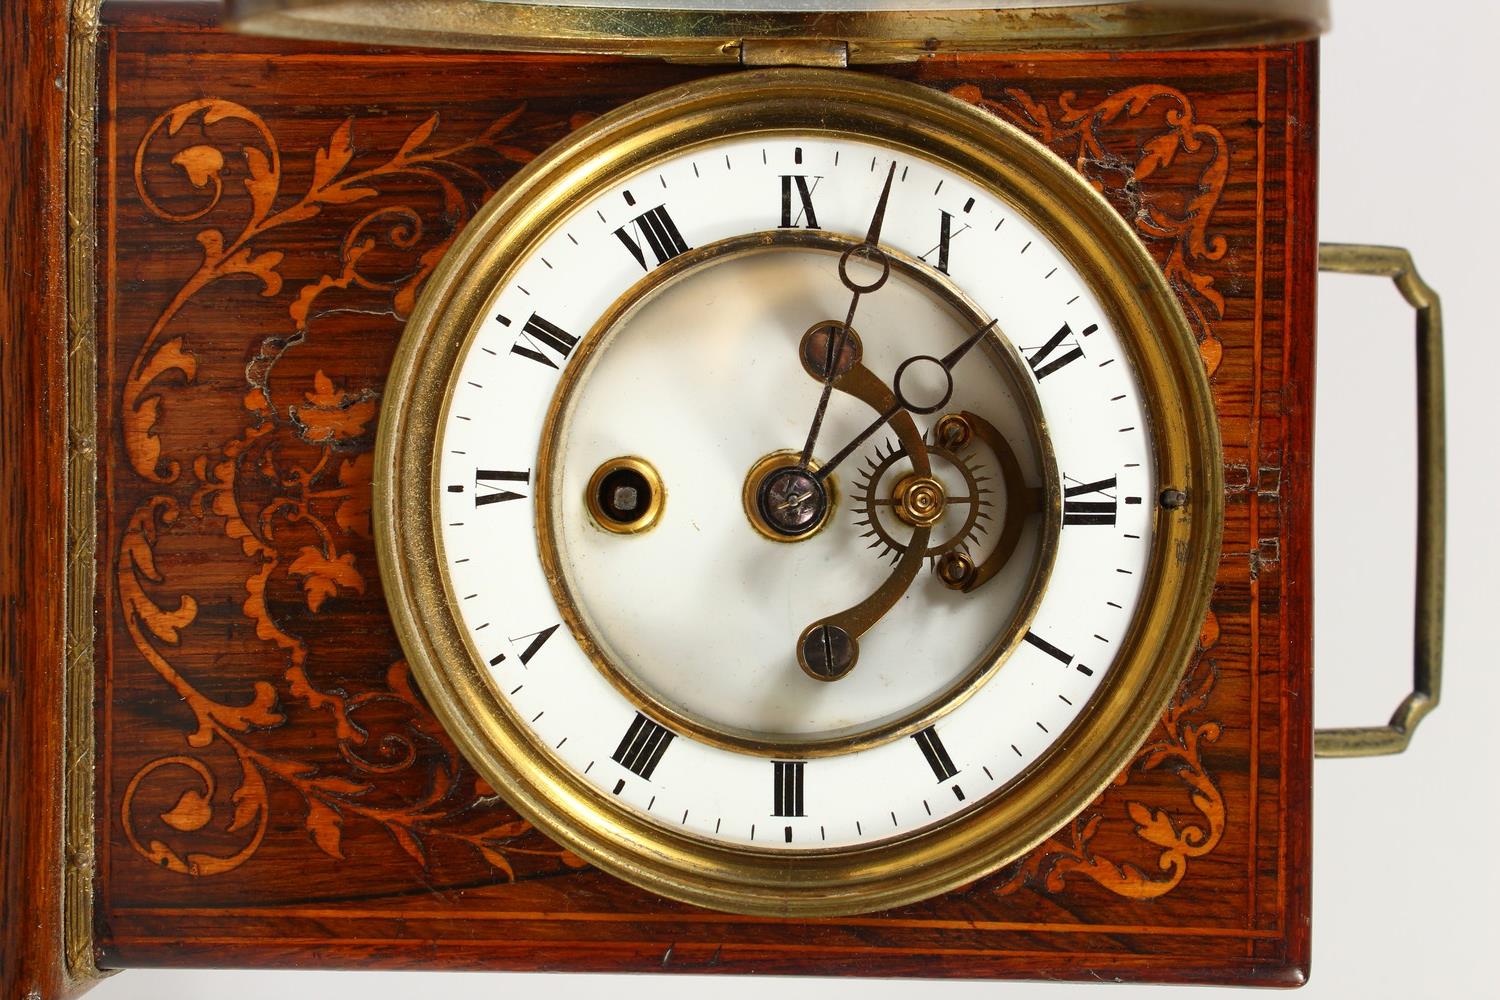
[90,0,1498,995]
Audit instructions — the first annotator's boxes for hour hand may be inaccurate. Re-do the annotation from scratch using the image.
[797,339,932,479]
[803,318,1000,486]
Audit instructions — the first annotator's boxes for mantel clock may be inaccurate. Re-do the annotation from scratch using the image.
[0,0,1446,995]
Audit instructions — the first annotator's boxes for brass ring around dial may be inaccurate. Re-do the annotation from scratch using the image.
[377,68,1224,919]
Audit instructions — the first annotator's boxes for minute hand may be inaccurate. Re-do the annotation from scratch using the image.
[813,317,1000,483]
[796,162,897,469]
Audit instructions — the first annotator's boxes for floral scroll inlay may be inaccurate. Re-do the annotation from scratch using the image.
[949,82,1232,901]
[123,99,540,483]
[951,84,1231,376]
[991,612,1225,900]
[117,101,586,879]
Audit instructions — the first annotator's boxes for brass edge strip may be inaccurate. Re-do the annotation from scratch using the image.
[64,0,108,988]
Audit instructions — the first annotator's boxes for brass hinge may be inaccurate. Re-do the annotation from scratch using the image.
[736,38,850,68]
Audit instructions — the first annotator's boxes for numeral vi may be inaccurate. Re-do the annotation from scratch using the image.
[474,468,529,506]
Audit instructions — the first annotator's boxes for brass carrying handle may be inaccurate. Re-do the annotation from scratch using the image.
[1314,244,1446,757]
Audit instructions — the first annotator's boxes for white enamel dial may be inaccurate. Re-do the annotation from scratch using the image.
[432,134,1156,851]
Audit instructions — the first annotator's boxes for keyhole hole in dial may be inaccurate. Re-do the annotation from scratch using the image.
[586,457,665,535]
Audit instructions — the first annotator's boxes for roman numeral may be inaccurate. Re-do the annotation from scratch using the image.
[778,174,821,229]
[614,205,691,271]
[489,622,560,668]
[912,726,959,782]
[919,210,970,275]
[1026,322,1089,380]
[772,760,805,817]
[510,313,576,369]
[611,712,676,780]
[1024,629,1073,666]
[474,468,529,506]
[1064,475,1118,526]
[511,623,559,665]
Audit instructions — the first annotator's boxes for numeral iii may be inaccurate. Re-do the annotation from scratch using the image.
[1063,475,1118,526]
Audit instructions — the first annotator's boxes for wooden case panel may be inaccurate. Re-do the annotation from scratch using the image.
[92,5,1317,987]
[1,0,74,997]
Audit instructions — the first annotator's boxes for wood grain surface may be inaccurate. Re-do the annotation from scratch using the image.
[70,2,1323,990]
[1,0,76,997]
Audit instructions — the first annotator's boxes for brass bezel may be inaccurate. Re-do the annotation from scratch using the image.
[376,69,1224,916]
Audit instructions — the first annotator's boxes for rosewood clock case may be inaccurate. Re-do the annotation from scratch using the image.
[3,0,1341,994]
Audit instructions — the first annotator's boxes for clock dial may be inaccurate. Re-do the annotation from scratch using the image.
[379,69,1221,913]
[433,133,1158,849]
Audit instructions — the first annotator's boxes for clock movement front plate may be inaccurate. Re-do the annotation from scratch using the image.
[79,1,1316,986]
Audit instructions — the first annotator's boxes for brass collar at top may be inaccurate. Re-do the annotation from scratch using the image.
[226,0,1329,64]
